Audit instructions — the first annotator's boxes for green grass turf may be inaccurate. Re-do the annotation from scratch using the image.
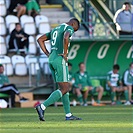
[0,106,133,133]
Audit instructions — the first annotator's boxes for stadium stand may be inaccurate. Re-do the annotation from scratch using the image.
[0,36,7,55]
[0,55,13,76]
[11,55,27,76]
[20,15,36,35]
[25,54,39,76]
[5,15,19,33]
[0,16,6,36]
[35,15,50,34]
[28,36,37,54]
[0,0,6,16]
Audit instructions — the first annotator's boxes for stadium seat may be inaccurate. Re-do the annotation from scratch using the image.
[5,15,19,33]
[91,79,101,87]
[39,55,51,75]
[0,36,7,55]
[11,55,27,76]
[35,15,49,27]
[39,23,50,34]
[0,1,6,16]
[35,15,50,34]
[36,35,51,55]
[25,55,39,75]
[20,15,36,35]
[0,55,13,76]
[28,36,37,54]
[0,16,6,35]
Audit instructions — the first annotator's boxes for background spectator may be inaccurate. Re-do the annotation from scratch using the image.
[0,64,28,107]
[74,62,105,106]
[8,23,29,54]
[106,64,130,105]
[122,63,133,104]
[25,0,40,17]
[7,0,28,17]
[113,2,132,38]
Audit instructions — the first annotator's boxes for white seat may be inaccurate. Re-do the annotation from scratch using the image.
[0,44,7,55]
[0,2,6,16]
[0,16,6,35]
[25,55,39,75]
[39,23,50,34]
[35,15,49,28]
[0,36,7,55]
[36,34,51,55]
[20,15,36,35]
[11,55,27,76]
[2,63,13,76]
[0,55,13,76]
[39,55,51,75]
[0,36,5,43]
[28,36,36,54]
[5,15,19,33]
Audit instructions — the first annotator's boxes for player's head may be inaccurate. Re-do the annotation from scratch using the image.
[79,62,85,72]
[113,64,120,73]
[0,64,4,74]
[122,2,130,11]
[129,62,133,71]
[68,18,80,32]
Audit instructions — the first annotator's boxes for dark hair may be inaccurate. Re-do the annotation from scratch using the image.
[113,64,120,70]
[68,62,72,67]
[123,2,130,5]
[70,18,80,29]
[78,62,84,67]
[15,23,21,26]
[0,64,3,67]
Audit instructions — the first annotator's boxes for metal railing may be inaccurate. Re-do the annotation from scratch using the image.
[63,0,133,40]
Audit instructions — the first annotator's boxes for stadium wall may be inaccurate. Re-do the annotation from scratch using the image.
[68,40,132,78]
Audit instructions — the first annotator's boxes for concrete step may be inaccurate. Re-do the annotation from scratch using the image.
[41,11,70,18]
[40,4,62,11]
[48,17,71,24]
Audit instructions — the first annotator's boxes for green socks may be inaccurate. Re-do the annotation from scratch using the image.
[77,94,83,104]
[62,92,70,114]
[124,90,129,101]
[111,92,116,102]
[97,100,100,104]
[43,90,62,107]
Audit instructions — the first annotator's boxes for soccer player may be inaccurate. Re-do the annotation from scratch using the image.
[106,64,130,105]
[35,18,81,121]
[74,62,105,106]
[122,63,133,104]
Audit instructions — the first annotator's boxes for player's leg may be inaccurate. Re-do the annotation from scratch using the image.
[110,87,116,105]
[91,87,105,106]
[82,87,89,106]
[116,87,130,105]
[75,88,83,105]
[127,85,132,102]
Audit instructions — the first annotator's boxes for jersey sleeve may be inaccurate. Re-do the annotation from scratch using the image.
[65,26,74,37]
[45,32,51,39]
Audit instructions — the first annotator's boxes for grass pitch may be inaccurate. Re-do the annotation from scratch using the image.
[0,106,133,133]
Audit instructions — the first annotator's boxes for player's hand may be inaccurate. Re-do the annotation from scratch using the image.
[58,54,68,62]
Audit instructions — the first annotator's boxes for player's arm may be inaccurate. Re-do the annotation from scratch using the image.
[61,31,70,61]
[37,34,50,57]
